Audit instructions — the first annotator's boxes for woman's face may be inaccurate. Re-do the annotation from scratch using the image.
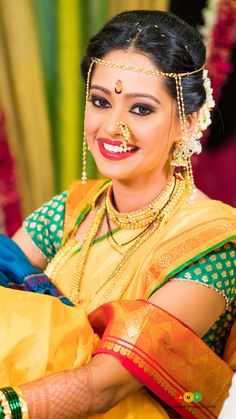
[84,49,181,182]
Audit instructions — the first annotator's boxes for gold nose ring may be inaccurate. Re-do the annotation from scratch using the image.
[116,121,131,152]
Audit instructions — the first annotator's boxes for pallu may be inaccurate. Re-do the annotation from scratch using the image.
[0,273,234,418]
[1,177,236,417]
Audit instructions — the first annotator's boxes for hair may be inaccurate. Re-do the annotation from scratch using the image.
[81,10,206,115]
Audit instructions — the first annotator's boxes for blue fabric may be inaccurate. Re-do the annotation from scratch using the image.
[0,234,73,306]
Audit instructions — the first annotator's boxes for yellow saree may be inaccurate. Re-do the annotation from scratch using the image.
[0,179,236,418]
[47,179,236,313]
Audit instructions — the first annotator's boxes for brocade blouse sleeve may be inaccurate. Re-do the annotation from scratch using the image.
[172,242,236,309]
[23,191,68,260]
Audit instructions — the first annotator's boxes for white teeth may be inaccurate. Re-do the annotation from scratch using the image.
[103,142,136,153]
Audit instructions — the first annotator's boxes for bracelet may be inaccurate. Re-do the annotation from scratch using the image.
[14,390,28,419]
[0,388,21,419]
[0,390,12,419]
[0,387,28,419]
[0,403,4,419]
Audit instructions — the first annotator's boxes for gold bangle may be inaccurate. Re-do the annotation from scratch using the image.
[0,390,12,419]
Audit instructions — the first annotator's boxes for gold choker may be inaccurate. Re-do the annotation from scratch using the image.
[105,176,176,229]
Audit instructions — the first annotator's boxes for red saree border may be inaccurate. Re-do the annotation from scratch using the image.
[89,300,233,419]
[97,341,211,419]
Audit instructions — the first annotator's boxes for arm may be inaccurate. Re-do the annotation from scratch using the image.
[149,278,226,337]
[20,354,142,419]
[12,191,67,270]
[13,226,48,270]
[18,279,226,418]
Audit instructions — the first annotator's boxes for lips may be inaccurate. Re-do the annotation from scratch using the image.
[97,138,139,160]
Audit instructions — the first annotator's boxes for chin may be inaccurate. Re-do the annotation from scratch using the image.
[93,159,128,180]
[98,169,129,180]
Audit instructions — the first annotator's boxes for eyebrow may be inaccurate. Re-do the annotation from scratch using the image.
[90,84,161,105]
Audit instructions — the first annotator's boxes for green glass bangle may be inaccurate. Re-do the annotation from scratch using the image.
[1,387,22,419]
[0,404,4,419]
[2,389,22,419]
[6,395,22,419]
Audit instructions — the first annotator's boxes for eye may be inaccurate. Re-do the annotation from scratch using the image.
[130,104,154,116]
[89,95,111,109]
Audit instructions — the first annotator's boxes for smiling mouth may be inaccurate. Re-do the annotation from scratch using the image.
[103,142,136,153]
[97,138,139,160]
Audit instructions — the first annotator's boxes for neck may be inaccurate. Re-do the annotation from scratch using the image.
[111,169,174,213]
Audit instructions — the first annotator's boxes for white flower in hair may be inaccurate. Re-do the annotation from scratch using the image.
[189,69,215,151]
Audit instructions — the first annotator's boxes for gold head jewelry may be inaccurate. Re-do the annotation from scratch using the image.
[87,57,204,139]
[84,57,212,190]
[115,79,123,94]
[116,121,131,152]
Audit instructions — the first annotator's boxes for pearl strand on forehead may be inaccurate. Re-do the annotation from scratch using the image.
[90,57,204,78]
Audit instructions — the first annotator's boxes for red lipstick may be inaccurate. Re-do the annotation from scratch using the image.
[97,138,138,160]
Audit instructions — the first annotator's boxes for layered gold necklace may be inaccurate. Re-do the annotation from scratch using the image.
[105,175,176,229]
[46,174,188,309]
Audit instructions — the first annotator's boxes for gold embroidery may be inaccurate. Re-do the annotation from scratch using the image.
[99,338,222,418]
[145,219,236,297]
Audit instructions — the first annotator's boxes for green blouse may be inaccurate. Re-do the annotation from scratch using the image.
[24,193,236,356]
[172,244,236,355]
[23,191,68,260]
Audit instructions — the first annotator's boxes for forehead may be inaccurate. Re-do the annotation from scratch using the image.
[91,50,169,96]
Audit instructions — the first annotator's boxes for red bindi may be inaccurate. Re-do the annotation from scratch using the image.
[114,80,123,94]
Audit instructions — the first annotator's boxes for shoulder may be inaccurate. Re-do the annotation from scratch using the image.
[65,178,109,216]
[174,242,236,308]
[180,189,236,224]
[24,191,68,225]
[66,179,109,202]
[23,191,68,260]
[193,188,210,202]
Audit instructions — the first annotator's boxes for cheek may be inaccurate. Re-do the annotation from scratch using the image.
[132,115,172,146]
[84,108,101,136]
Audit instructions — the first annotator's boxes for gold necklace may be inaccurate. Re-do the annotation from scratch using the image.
[69,175,187,309]
[105,175,175,229]
[68,205,106,304]
[46,176,188,310]
[45,240,80,280]
[45,205,106,302]
[105,177,176,247]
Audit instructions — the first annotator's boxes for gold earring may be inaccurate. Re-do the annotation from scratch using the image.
[170,139,190,168]
[81,132,87,184]
[170,140,195,191]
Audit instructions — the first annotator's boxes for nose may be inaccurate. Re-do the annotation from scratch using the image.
[102,107,127,139]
